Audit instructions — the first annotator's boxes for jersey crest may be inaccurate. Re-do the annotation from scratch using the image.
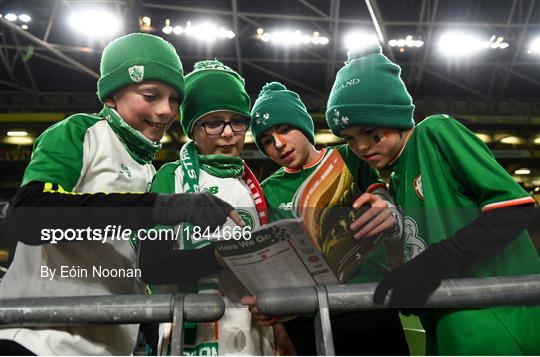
[278,201,293,211]
[414,175,424,200]
[403,216,427,261]
[236,209,255,230]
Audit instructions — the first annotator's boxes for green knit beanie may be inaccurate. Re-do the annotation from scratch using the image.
[180,60,250,138]
[97,33,185,103]
[326,42,415,135]
[250,82,315,154]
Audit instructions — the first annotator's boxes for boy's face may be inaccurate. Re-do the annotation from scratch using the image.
[260,125,313,170]
[105,81,179,142]
[193,111,248,157]
[339,126,404,169]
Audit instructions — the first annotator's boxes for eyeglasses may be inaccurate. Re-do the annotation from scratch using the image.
[195,117,250,135]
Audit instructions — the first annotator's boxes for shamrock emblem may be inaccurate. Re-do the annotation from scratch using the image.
[128,65,144,82]
[254,112,270,125]
[332,109,349,128]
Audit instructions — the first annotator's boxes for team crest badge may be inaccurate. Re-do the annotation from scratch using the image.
[128,65,144,82]
[403,216,428,261]
[236,209,255,230]
[414,175,424,200]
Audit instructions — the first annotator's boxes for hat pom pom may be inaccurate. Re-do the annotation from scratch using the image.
[347,42,382,62]
[191,59,244,83]
[259,81,287,96]
[193,59,232,72]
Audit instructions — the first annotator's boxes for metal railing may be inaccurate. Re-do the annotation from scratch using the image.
[0,293,224,355]
[1,275,539,355]
[256,274,540,355]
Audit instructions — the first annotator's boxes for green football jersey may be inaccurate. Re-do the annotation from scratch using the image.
[261,144,392,284]
[390,114,540,354]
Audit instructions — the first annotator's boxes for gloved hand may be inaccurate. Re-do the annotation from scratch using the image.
[373,247,447,314]
[151,192,243,230]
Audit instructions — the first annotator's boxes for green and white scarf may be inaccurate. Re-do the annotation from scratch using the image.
[175,140,268,356]
[179,140,245,249]
[100,105,161,164]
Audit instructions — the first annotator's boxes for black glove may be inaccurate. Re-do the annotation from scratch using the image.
[373,247,446,314]
[151,192,235,230]
[373,205,536,315]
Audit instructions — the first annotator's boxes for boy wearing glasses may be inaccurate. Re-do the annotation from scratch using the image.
[138,60,275,355]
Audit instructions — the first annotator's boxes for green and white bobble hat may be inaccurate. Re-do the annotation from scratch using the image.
[250,82,315,155]
[326,42,415,135]
[180,59,251,138]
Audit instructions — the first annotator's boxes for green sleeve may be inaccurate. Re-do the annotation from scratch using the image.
[429,115,533,209]
[337,144,385,192]
[261,178,282,223]
[22,114,100,191]
[150,161,181,194]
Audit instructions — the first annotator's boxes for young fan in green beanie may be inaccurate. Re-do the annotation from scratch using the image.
[327,42,540,355]
[242,81,409,355]
[0,33,238,356]
[139,59,276,356]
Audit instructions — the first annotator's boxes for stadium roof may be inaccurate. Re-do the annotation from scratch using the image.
[0,0,539,115]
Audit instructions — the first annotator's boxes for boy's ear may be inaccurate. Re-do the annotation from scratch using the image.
[104,97,116,108]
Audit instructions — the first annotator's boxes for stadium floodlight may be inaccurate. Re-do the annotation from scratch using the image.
[388,35,423,48]
[527,36,540,55]
[487,35,509,49]
[500,135,525,145]
[514,168,531,175]
[315,131,343,144]
[18,14,31,22]
[438,32,485,56]
[139,16,152,32]
[4,13,17,21]
[438,32,509,57]
[474,132,492,143]
[256,28,329,46]
[173,26,183,35]
[21,24,28,30]
[3,136,34,145]
[162,19,173,34]
[344,31,379,52]
[171,20,235,42]
[69,10,121,38]
[7,131,28,137]
[193,22,219,41]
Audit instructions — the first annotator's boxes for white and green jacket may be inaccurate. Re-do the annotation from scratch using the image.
[0,106,160,355]
[147,155,274,356]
